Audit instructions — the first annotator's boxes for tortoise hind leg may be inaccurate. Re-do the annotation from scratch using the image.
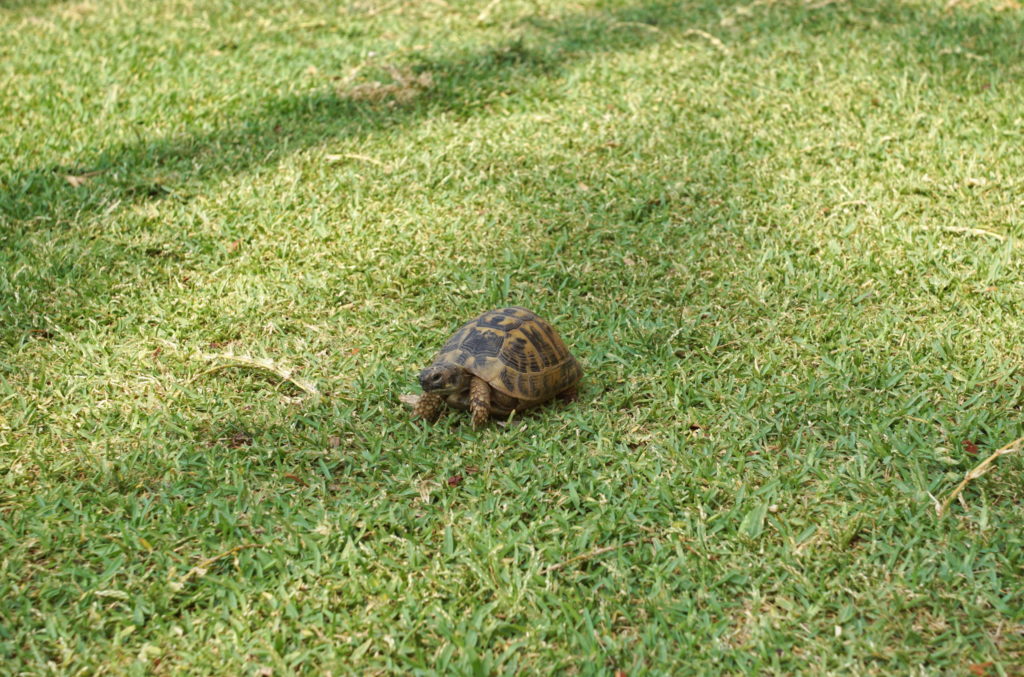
[414,393,444,422]
[469,376,492,428]
[557,385,579,403]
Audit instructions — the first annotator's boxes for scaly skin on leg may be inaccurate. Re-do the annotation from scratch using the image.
[469,376,492,427]
[414,393,444,422]
[557,386,579,403]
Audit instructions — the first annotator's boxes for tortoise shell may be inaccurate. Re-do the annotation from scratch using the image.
[432,306,582,404]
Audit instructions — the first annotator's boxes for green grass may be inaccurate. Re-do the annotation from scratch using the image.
[2,0,1024,673]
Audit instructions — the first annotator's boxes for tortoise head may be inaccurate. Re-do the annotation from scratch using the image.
[419,363,471,395]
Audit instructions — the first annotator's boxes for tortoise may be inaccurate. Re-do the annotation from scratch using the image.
[414,307,582,426]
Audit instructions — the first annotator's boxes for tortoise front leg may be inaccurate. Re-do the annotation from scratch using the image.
[414,393,444,422]
[469,376,492,428]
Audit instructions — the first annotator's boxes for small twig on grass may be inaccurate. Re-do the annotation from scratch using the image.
[541,537,654,574]
[831,200,869,210]
[476,0,503,22]
[325,153,384,166]
[935,225,1007,242]
[63,169,107,187]
[610,20,662,33]
[937,435,1024,517]
[284,20,329,31]
[806,0,845,9]
[680,29,729,55]
[637,524,707,559]
[175,543,263,588]
[193,354,320,397]
[364,0,408,17]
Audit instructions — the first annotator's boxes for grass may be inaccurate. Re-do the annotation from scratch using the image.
[1,0,1023,673]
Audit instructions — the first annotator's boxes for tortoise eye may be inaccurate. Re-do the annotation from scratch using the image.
[431,373,444,384]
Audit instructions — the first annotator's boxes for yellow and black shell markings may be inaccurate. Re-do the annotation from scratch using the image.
[431,307,582,404]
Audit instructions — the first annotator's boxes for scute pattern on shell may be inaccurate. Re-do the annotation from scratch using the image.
[431,307,582,402]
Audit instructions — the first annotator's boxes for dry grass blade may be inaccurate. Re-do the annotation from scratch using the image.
[936,225,1008,242]
[610,20,662,33]
[194,353,320,396]
[63,169,107,187]
[325,152,384,166]
[680,29,730,54]
[937,435,1024,517]
[540,537,654,574]
[475,0,503,22]
[364,0,408,17]
[173,544,263,589]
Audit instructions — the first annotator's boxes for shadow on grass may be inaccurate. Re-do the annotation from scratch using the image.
[0,6,670,226]
[0,0,1021,339]
[0,0,69,9]
[2,0,1021,225]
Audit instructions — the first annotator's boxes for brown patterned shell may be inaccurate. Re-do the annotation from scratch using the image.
[431,307,582,403]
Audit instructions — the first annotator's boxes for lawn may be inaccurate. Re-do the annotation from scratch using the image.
[2,0,1023,673]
